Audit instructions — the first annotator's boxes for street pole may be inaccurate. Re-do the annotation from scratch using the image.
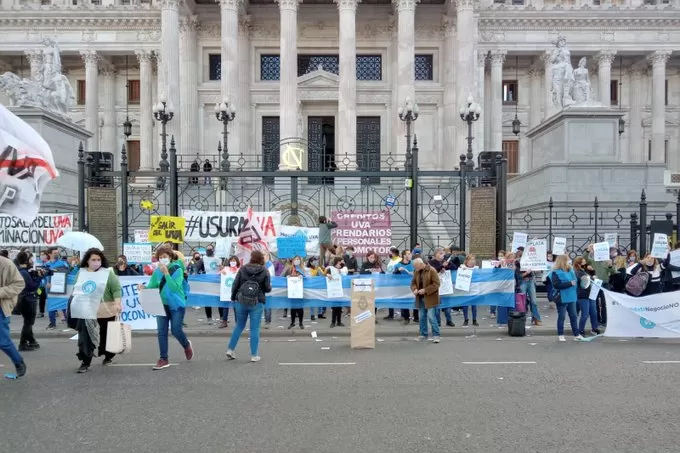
[153,100,174,189]
[77,142,86,231]
[169,136,178,217]
[120,144,129,246]
[215,100,236,192]
[459,95,481,252]
[398,98,419,250]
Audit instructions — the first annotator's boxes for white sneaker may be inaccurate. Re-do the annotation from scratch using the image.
[226,349,236,360]
[416,336,427,341]
[558,335,566,342]
[574,335,585,341]
[250,356,261,362]
[432,337,441,343]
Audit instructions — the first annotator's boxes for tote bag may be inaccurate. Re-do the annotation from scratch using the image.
[106,316,132,354]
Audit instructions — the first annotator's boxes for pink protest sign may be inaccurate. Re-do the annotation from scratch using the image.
[330,210,392,257]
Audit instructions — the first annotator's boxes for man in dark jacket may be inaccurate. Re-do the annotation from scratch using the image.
[661,242,680,292]
[16,252,43,351]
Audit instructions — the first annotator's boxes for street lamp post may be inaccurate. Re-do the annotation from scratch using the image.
[398,98,420,250]
[214,100,236,172]
[459,95,481,170]
[153,100,174,176]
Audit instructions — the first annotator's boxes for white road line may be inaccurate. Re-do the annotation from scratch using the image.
[462,361,537,365]
[108,363,179,367]
[278,362,356,366]
[642,361,680,364]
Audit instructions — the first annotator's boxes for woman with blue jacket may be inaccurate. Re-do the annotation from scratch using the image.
[550,255,584,342]
[139,246,194,371]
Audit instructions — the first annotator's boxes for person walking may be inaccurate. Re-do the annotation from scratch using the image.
[318,216,337,268]
[411,258,441,343]
[550,254,584,342]
[139,246,194,371]
[0,255,27,377]
[70,249,123,373]
[36,250,49,318]
[573,257,599,336]
[226,251,272,362]
[16,252,44,351]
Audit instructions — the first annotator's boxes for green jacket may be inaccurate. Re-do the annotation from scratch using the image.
[145,260,185,305]
[74,268,122,303]
[319,221,337,245]
[583,251,616,282]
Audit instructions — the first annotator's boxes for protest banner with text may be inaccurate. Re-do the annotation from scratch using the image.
[182,210,281,242]
[0,213,73,247]
[330,210,392,256]
[148,215,185,244]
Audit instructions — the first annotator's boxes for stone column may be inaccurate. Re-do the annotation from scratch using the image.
[220,0,241,156]
[135,50,155,171]
[455,0,476,156]
[489,49,506,152]
[475,50,486,157]
[596,50,616,106]
[160,0,182,153]
[336,0,360,168]
[180,15,200,158]
[542,50,552,119]
[393,0,417,160]
[24,50,42,81]
[528,61,542,129]
[442,16,457,169]
[238,16,253,159]
[626,67,644,163]
[277,0,301,160]
[101,67,118,154]
[80,50,100,150]
[648,50,672,163]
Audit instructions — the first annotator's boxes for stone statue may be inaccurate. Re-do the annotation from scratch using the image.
[0,38,75,118]
[571,57,592,104]
[549,34,574,109]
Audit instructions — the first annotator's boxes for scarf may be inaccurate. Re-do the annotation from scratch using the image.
[84,318,100,352]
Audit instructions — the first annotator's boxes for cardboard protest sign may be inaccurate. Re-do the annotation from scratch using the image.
[276,236,307,259]
[351,279,375,349]
[123,243,153,264]
[148,216,185,244]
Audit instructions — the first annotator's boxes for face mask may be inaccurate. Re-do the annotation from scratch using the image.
[194,256,200,261]
[498,255,504,260]
[206,249,214,257]
[89,261,102,271]
[159,258,170,266]
[229,261,237,267]
[346,251,353,257]
[293,259,300,266]
[310,260,317,266]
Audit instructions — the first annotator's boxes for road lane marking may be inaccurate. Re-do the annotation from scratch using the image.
[109,363,179,367]
[462,361,537,365]
[642,361,680,364]
[278,362,356,366]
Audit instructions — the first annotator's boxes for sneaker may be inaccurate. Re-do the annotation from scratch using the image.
[463,320,469,327]
[15,361,26,377]
[226,350,236,360]
[534,320,543,326]
[336,322,346,327]
[250,356,261,362]
[558,335,566,342]
[206,318,213,324]
[38,313,45,318]
[490,313,497,319]
[416,336,427,341]
[77,363,90,373]
[299,323,305,330]
[311,315,316,321]
[574,335,585,341]
[153,359,170,370]
[446,322,455,327]
[264,322,270,330]
[330,322,336,328]
[102,357,113,366]
[288,323,295,330]
[218,321,229,329]
[184,341,194,360]
[472,319,479,327]
[432,337,441,343]
[318,315,326,319]
[592,329,602,335]
[46,323,56,330]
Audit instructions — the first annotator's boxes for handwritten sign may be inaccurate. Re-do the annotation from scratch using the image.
[455,268,473,292]
[604,233,618,248]
[512,232,528,252]
[552,237,567,256]
[276,236,307,259]
[148,215,185,244]
[520,239,548,271]
[651,233,669,259]
[593,242,610,262]
[123,243,153,264]
[134,229,149,243]
[439,270,454,295]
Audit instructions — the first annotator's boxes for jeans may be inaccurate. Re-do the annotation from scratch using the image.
[578,298,599,333]
[435,307,453,326]
[556,302,579,336]
[385,308,395,318]
[265,308,272,323]
[520,279,541,321]
[222,307,230,322]
[17,296,37,345]
[48,309,66,325]
[156,306,190,360]
[417,303,441,338]
[228,302,264,356]
[490,306,497,315]
[461,305,477,321]
[0,310,22,365]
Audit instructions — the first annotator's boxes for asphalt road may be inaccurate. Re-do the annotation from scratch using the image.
[2,335,679,453]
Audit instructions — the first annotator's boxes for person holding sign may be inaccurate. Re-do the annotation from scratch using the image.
[459,255,479,326]
[325,256,348,327]
[138,247,194,371]
[70,249,122,373]
[573,257,600,336]
[627,254,662,296]
[410,258,441,343]
[16,252,45,351]
[226,251,272,362]
[549,255,583,342]
[283,257,306,329]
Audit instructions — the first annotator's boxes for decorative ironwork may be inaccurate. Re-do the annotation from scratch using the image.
[415,54,434,81]
[307,117,324,185]
[297,55,339,77]
[260,55,280,81]
[356,116,381,184]
[356,55,382,81]
[262,116,280,184]
[208,54,221,81]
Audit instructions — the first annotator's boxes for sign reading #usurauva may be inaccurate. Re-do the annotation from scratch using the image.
[182,210,281,242]
[0,213,73,247]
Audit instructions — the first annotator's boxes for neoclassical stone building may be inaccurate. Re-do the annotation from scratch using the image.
[0,0,678,192]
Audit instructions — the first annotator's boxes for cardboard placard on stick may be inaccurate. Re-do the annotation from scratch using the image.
[351,279,375,350]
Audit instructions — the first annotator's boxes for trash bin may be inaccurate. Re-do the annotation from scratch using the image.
[507,311,526,337]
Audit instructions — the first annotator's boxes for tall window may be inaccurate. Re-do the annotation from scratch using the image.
[126,140,140,172]
[414,55,433,81]
[77,80,86,105]
[648,139,670,162]
[502,140,519,175]
[208,54,221,81]
[262,116,280,184]
[127,80,140,104]
[356,55,382,81]
[665,79,669,106]
[610,80,618,105]
[502,80,518,104]
[260,55,280,81]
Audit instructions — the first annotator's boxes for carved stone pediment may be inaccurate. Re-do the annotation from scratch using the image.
[297,67,339,88]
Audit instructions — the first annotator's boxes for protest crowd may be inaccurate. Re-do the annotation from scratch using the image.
[1,208,679,379]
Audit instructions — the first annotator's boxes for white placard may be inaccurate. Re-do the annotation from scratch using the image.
[651,233,669,259]
[593,242,610,262]
[202,256,221,274]
[589,278,602,301]
[552,237,567,256]
[287,276,304,299]
[220,270,236,301]
[519,239,548,271]
[49,271,67,295]
[353,279,373,292]
[481,260,498,269]
[604,233,618,248]
[439,270,454,295]
[123,243,153,264]
[134,230,149,243]
[512,232,528,252]
[670,250,680,280]
[455,268,473,292]
[70,269,112,320]
[326,268,345,298]
[138,288,166,316]
[215,238,234,258]
[604,290,680,338]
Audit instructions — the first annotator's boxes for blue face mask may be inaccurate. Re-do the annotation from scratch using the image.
[413,248,422,255]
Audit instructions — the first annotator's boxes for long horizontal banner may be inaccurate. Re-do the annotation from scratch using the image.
[48,269,514,313]
[604,290,680,338]
[0,213,73,247]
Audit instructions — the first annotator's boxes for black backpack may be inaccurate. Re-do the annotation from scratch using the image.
[238,276,260,305]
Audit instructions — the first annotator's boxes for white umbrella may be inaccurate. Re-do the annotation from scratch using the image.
[57,231,104,253]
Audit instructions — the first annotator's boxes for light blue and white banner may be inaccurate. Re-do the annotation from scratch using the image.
[48,269,515,312]
[604,290,680,338]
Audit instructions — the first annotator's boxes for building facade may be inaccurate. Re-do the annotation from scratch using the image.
[0,0,678,183]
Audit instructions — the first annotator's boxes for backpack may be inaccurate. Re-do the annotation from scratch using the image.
[238,273,260,305]
[545,275,560,302]
[625,271,650,297]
